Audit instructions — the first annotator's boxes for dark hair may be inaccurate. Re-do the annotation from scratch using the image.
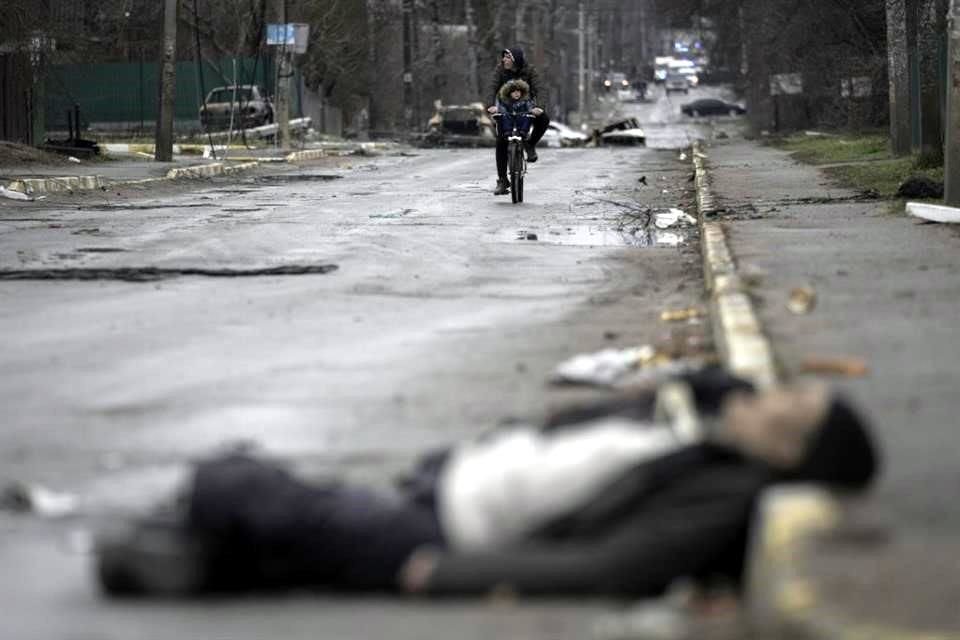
[792,396,878,490]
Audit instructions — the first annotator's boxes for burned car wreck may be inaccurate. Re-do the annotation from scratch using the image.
[423,102,496,147]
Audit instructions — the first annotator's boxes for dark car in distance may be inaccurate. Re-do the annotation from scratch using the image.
[680,98,746,117]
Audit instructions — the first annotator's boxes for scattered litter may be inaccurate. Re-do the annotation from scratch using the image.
[654,209,697,229]
[638,176,647,185]
[551,346,658,386]
[786,285,817,314]
[67,156,82,163]
[0,482,79,518]
[800,356,869,378]
[0,186,44,201]
[551,345,705,388]
[679,152,688,161]
[660,307,704,323]
[906,202,960,224]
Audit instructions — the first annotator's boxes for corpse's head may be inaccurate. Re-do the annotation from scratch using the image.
[719,383,878,490]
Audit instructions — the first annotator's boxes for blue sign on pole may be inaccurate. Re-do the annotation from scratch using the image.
[266,24,294,45]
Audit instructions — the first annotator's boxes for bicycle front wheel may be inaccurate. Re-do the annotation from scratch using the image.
[509,143,524,204]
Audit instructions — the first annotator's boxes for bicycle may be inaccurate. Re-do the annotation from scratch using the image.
[493,109,535,204]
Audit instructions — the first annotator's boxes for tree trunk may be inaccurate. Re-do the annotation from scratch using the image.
[918,0,947,164]
[464,0,480,99]
[945,0,960,205]
[743,0,771,135]
[887,0,913,155]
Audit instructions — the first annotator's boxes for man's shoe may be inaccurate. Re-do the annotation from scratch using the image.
[525,143,538,163]
[494,179,510,195]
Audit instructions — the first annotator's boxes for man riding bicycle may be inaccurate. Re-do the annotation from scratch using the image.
[487,47,549,196]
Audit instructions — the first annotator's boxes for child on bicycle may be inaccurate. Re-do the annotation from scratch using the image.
[492,79,535,195]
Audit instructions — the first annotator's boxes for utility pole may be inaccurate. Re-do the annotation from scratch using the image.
[273,0,291,149]
[886,0,912,156]
[586,6,595,121]
[578,1,585,123]
[402,0,413,130]
[155,0,178,162]
[945,0,960,205]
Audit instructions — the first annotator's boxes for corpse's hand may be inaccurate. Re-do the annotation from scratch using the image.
[531,107,544,116]
[399,547,440,593]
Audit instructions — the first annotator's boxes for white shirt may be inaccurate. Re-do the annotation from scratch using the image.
[438,416,681,551]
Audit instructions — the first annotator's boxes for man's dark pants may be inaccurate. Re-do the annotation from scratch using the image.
[496,111,550,181]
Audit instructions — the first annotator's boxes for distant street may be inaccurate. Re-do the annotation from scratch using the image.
[0,87,737,639]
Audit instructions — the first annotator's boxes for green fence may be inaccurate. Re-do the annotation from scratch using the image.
[45,56,301,130]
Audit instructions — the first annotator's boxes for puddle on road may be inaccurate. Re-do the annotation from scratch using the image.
[504,224,687,248]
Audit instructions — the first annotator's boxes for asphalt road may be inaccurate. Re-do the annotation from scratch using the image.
[0,86,746,639]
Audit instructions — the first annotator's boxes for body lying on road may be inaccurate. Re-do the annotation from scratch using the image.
[95,367,878,598]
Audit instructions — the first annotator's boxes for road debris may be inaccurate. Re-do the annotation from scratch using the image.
[551,345,706,388]
[551,346,658,386]
[906,202,960,224]
[654,209,697,230]
[0,186,44,201]
[660,307,705,323]
[0,482,79,518]
[896,175,944,199]
[516,231,538,241]
[787,285,817,314]
[800,356,869,377]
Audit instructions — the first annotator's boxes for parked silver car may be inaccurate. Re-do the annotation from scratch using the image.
[199,85,274,130]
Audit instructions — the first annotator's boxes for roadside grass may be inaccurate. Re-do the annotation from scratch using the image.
[823,160,944,198]
[774,133,890,165]
[771,132,945,206]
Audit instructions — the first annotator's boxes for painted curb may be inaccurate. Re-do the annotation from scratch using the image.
[692,141,777,391]
[1,161,260,196]
[6,175,106,195]
[286,149,326,163]
[165,161,259,180]
[691,141,959,640]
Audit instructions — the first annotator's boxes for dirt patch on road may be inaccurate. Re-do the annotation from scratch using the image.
[0,142,70,168]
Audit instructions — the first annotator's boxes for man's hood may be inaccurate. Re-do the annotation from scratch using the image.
[504,47,526,70]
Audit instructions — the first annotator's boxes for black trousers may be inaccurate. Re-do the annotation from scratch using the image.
[497,111,550,180]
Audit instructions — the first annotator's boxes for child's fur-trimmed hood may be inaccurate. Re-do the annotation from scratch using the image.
[498,78,531,103]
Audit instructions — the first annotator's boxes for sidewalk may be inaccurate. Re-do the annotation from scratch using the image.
[696,138,960,637]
